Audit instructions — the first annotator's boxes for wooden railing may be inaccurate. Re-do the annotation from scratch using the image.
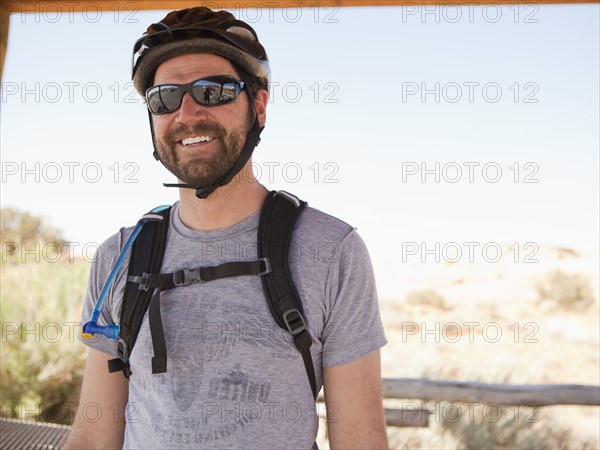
[2,378,599,448]
[320,377,600,427]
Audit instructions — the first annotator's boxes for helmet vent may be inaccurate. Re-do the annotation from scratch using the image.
[226,26,256,41]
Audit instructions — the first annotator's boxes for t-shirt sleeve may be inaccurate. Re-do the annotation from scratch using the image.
[77,231,127,356]
[321,229,387,368]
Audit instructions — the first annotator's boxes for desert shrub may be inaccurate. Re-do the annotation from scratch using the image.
[1,208,68,265]
[405,290,448,309]
[1,258,91,424]
[439,403,597,450]
[535,270,596,312]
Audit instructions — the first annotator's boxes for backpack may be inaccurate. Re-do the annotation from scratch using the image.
[106,190,317,399]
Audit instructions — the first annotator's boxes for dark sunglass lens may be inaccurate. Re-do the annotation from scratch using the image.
[219,82,237,102]
[191,80,222,105]
[147,85,181,114]
[159,86,182,112]
[147,93,162,114]
[146,88,164,114]
[192,78,240,105]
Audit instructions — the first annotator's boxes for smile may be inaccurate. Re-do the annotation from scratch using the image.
[181,136,215,145]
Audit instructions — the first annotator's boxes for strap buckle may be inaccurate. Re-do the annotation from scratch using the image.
[258,258,272,276]
[282,308,306,335]
[173,268,205,287]
[117,338,129,363]
[128,273,150,291]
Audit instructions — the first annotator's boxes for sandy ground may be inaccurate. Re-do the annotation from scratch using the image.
[319,244,600,449]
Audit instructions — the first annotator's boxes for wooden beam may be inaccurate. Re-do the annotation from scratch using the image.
[383,378,600,407]
[0,10,8,83]
[316,404,430,427]
[384,407,430,427]
[7,0,600,14]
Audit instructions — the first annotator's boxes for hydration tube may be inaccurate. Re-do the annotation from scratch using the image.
[81,205,171,341]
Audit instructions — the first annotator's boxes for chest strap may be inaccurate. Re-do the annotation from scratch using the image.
[128,258,271,291]
[124,258,272,374]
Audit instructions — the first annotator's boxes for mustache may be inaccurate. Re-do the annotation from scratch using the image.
[166,123,227,143]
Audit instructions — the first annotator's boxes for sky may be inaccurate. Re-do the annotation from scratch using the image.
[1,3,599,298]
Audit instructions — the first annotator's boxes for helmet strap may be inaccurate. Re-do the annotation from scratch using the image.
[148,109,161,161]
[151,109,264,199]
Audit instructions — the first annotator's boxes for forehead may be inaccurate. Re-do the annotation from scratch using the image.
[153,53,239,85]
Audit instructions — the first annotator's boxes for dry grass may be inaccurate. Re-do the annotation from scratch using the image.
[371,244,599,449]
[1,257,90,424]
[535,270,596,312]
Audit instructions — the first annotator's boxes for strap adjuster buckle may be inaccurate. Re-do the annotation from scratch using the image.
[173,268,204,287]
[258,258,272,276]
[282,308,306,335]
[128,273,151,291]
[117,338,129,363]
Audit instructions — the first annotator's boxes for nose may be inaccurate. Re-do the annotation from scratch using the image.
[175,92,208,125]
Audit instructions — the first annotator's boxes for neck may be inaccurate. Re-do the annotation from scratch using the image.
[176,161,268,231]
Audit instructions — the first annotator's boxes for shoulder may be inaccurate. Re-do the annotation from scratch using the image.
[92,226,135,268]
[293,204,372,271]
[295,205,354,244]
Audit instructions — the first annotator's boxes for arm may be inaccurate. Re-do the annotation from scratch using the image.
[323,350,388,450]
[63,348,129,450]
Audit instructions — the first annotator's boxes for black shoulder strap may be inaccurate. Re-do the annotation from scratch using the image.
[258,190,317,399]
[107,207,171,377]
[107,192,317,399]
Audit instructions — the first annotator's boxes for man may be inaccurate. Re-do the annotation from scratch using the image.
[65,7,388,449]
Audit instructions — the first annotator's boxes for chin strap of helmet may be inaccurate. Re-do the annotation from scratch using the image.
[148,109,263,199]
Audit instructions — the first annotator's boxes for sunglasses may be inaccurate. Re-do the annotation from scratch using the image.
[145,75,246,115]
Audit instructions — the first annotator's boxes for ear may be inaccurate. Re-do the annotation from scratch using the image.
[253,89,268,128]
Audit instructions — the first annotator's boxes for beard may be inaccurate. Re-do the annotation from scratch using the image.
[153,114,251,188]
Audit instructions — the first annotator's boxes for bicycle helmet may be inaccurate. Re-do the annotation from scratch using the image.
[131,7,270,199]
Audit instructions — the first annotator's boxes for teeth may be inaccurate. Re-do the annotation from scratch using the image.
[182,136,213,145]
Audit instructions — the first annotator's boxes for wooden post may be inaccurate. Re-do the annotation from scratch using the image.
[0,8,9,84]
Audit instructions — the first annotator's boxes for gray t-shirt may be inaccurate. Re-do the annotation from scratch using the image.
[78,201,387,449]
